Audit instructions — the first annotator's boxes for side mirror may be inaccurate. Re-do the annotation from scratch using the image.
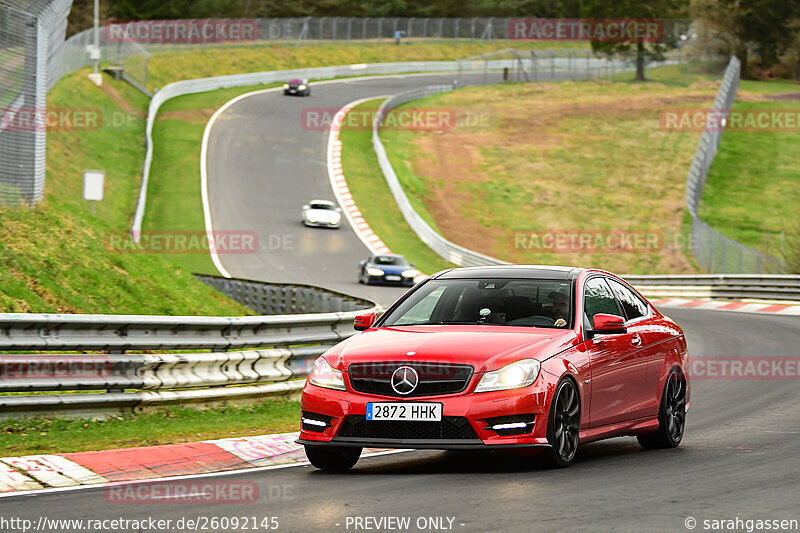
[359,259,367,266]
[302,204,309,210]
[410,263,416,267]
[354,312,377,331]
[590,313,627,335]
[336,207,342,212]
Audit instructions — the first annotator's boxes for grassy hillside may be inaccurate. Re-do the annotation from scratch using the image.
[127,41,586,91]
[699,79,800,259]
[0,71,250,315]
[375,65,724,274]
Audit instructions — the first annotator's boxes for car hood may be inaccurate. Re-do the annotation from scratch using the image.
[369,264,408,274]
[306,209,340,222]
[326,325,579,373]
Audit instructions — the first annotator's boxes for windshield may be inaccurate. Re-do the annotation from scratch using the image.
[310,202,337,210]
[373,255,408,266]
[380,278,573,328]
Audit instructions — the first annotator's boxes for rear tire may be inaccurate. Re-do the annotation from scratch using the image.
[542,379,580,468]
[304,445,361,471]
[637,368,686,449]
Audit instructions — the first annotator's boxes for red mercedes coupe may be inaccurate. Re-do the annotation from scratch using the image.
[298,266,689,470]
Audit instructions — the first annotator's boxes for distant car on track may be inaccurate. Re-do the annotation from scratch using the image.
[298,265,690,471]
[302,200,341,228]
[358,254,417,286]
[284,78,310,96]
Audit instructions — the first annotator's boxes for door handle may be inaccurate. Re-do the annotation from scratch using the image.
[631,334,642,346]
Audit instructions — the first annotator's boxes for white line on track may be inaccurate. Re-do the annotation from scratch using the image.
[198,72,458,278]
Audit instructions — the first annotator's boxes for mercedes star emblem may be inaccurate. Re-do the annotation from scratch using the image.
[391,366,419,395]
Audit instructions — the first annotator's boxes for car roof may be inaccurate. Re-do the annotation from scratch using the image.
[433,265,584,280]
[308,199,334,205]
[371,254,406,259]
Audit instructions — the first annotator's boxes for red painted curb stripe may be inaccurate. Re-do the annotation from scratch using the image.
[759,304,792,313]
[717,301,748,310]
[679,301,706,307]
[63,442,247,482]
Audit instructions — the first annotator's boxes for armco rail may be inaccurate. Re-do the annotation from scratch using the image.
[370,57,680,268]
[131,59,545,242]
[624,275,800,302]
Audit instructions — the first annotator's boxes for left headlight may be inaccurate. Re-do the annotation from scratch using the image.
[308,357,346,391]
[474,359,541,393]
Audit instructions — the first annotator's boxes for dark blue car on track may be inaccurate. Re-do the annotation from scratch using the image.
[358,254,417,286]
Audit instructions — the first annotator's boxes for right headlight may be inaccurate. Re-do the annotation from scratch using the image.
[308,357,346,391]
[367,267,384,276]
[474,359,541,393]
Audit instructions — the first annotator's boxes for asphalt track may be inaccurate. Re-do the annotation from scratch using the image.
[204,72,499,307]
[3,74,799,532]
[4,309,799,532]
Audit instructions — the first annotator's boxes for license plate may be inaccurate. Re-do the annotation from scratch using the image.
[385,275,401,281]
[366,402,442,421]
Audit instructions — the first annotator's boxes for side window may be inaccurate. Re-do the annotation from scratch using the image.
[584,277,621,321]
[608,279,649,321]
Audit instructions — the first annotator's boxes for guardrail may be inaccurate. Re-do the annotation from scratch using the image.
[195,274,374,314]
[624,275,800,302]
[683,57,782,273]
[370,54,652,268]
[0,300,379,418]
[131,59,516,243]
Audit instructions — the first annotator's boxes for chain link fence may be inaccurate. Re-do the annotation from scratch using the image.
[0,0,72,206]
[685,56,783,273]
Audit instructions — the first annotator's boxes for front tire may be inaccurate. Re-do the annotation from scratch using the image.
[542,379,580,468]
[304,445,361,471]
[638,368,686,449]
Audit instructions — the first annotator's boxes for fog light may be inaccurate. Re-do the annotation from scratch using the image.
[301,411,334,433]
[483,415,536,436]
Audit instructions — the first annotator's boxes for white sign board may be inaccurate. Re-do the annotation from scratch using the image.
[83,170,104,201]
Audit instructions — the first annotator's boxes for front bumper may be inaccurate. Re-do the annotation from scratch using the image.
[304,220,340,228]
[365,273,415,286]
[298,378,552,450]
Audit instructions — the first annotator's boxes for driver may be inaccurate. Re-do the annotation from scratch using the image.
[549,290,570,327]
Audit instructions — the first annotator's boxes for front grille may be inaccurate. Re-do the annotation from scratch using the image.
[348,361,473,398]
[337,415,478,440]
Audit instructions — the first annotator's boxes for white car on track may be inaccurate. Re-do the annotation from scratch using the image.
[302,200,342,229]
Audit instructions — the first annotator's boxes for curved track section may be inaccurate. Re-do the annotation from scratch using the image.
[203,73,481,307]
[4,73,798,532]
[3,309,799,531]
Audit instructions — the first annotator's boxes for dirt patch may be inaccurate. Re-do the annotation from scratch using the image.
[400,86,714,273]
[99,82,143,117]
[765,92,800,103]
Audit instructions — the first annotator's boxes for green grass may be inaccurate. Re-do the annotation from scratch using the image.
[699,80,800,258]
[138,41,589,92]
[339,100,455,275]
[0,70,250,315]
[376,64,725,274]
[144,83,281,274]
[0,400,300,455]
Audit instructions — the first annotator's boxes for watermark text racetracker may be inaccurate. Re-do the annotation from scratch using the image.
[106,231,295,254]
[302,107,494,131]
[0,107,140,132]
[661,108,800,132]
[687,357,800,381]
[105,19,258,44]
[513,230,664,253]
